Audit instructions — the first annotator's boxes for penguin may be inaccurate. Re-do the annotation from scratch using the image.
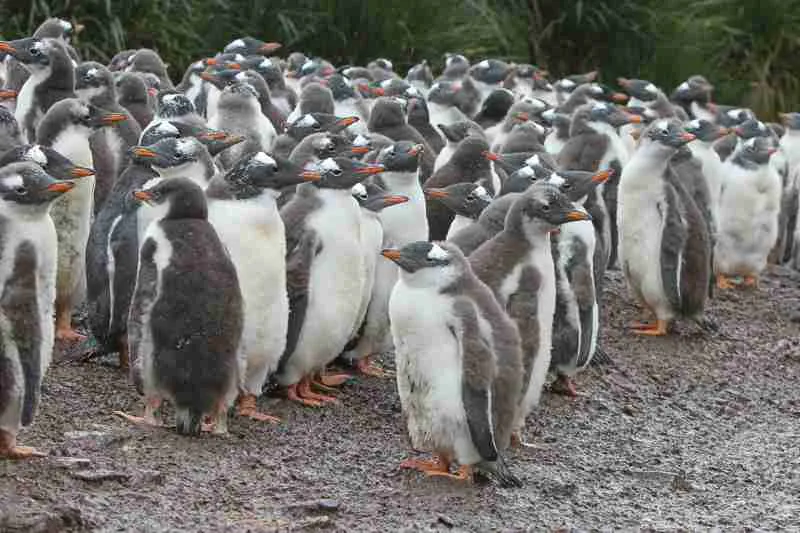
[208,82,277,170]
[474,88,515,130]
[715,136,782,288]
[618,119,712,335]
[0,107,24,154]
[468,183,589,440]
[0,162,74,458]
[424,135,495,240]
[384,241,523,487]
[237,56,297,116]
[75,62,142,213]
[108,50,137,72]
[617,78,679,118]
[117,177,242,435]
[367,58,396,81]
[223,37,282,57]
[779,113,800,267]
[208,68,287,132]
[277,157,385,405]
[0,143,95,183]
[0,37,76,142]
[671,76,715,122]
[294,82,335,119]
[367,97,434,180]
[496,121,549,154]
[115,72,155,129]
[344,142,427,375]
[326,74,370,135]
[426,80,470,128]
[434,120,484,172]
[425,183,493,240]
[274,113,359,159]
[683,119,730,226]
[405,60,434,94]
[203,151,311,422]
[442,53,470,79]
[483,150,557,180]
[342,182,409,375]
[284,52,309,93]
[448,193,520,255]
[37,99,127,341]
[129,136,217,186]
[147,91,205,132]
[350,132,394,160]
[289,132,352,166]
[557,83,628,115]
[495,163,550,195]
[553,71,598,104]
[487,100,550,151]
[469,59,513,105]
[406,96,445,154]
[127,49,174,90]
[505,64,554,103]
[176,60,208,114]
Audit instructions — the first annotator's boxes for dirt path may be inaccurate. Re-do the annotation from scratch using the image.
[2,268,799,532]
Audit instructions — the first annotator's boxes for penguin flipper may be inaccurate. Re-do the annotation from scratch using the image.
[128,237,159,394]
[659,183,687,312]
[558,133,607,172]
[452,299,499,462]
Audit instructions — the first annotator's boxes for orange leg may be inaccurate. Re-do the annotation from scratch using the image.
[287,383,323,407]
[550,374,578,397]
[427,465,474,482]
[400,453,451,474]
[300,377,338,403]
[743,275,759,288]
[716,274,737,290]
[55,298,85,343]
[632,319,669,336]
[113,396,162,426]
[316,370,353,388]
[356,355,393,378]
[236,393,281,424]
[0,430,46,459]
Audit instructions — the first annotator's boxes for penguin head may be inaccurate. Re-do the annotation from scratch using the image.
[114,72,149,104]
[451,135,492,169]
[479,89,515,120]
[108,50,137,72]
[0,38,54,70]
[33,18,75,41]
[133,177,208,220]
[780,112,800,131]
[514,64,552,89]
[586,102,642,128]
[617,78,661,102]
[220,81,259,105]
[425,182,492,219]
[139,120,182,145]
[288,113,359,140]
[734,137,777,167]
[584,83,629,104]
[128,49,169,78]
[716,106,755,128]
[375,141,423,172]
[547,168,612,203]
[286,52,310,76]
[207,151,309,200]
[369,97,407,129]
[0,107,22,140]
[351,182,409,212]
[406,60,433,87]
[223,37,281,56]
[442,53,470,78]
[156,91,196,118]
[671,75,714,103]
[624,106,660,124]
[554,77,578,95]
[733,119,771,140]
[374,78,412,98]
[130,137,206,172]
[0,162,74,209]
[0,144,95,181]
[406,96,430,123]
[368,58,394,73]
[301,158,384,189]
[504,101,550,130]
[327,74,358,101]
[470,59,512,85]
[241,57,283,87]
[44,99,126,131]
[684,119,730,143]
[642,119,697,150]
[76,62,114,101]
[382,241,457,277]
[438,120,483,143]
[500,165,549,195]
[507,182,591,237]
[428,80,462,106]
[310,133,352,159]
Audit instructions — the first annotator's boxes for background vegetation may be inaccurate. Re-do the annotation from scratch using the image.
[1,0,798,118]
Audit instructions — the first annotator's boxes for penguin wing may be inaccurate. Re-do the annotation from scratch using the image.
[659,181,688,312]
[128,237,159,394]
[277,229,320,371]
[453,297,499,462]
[670,178,711,316]
[713,135,737,162]
[557,134,608,171]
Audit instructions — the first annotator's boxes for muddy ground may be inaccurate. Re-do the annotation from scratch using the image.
[1,267,799,532]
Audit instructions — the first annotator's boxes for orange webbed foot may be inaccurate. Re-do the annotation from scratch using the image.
[356,356,394,378]
[632,319,669,336]
[236,394,281,424]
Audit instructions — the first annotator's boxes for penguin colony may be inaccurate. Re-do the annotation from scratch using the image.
[0,19,798,486]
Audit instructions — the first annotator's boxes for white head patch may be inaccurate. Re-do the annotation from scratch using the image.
[319,158,341,172]
[745,138,757,148]
[519,166,535,178]
[560,79,576,89]
[59,19,72,31]
[2,174,24,190]
[86,67,98,78]
[229,38,245,49]
[259,58,271,69]
[152,121,179,135]
[593,102,609,111]
[234,53,245,62]
[657,119,670,130]
[381,79,393,89]
[353,134,369,147]
[302,60,314,71]
[162,94,181,105]
[235,72,248,82]
[175,138,196,156]
[678,81,690,91]
[382,59,393,70]
[645,83,658,94]
[688,119,701,129]
[541,109,555,121]
[427,244,450,261]
[727,108,743,118]
[351,183,367,198]
[525,154,541,166]
[294,114,317,128]
[548,172,565,186]
[479,59,490,69]
[253,152,276,167]
[589,83,603,94]
[757,121,767,131]
[473,185,492,202]
[405,86,421,97]
[25,145,48,166]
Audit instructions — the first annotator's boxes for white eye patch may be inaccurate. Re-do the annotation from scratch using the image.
[234,53,245,62]
[353,134,369,147]
[560,79,575,89]
[745,138,757,148]
[427,244,449,260]
[175,138,195,154]
[2,175,24,190]
[548,172,565,186]
[478,60,490,69]
[153,121,179,135]
[25,145,48,166]
[645,83,658,94]
[541,109,555,121]
[688,119,701,129]
[473,185,492,202]
[319,158,341,172]
[86,67,98,78]
[351,183,367,197]
[678,81,690,91]
[253,152,276,166]
[235,72,247,82]
[294,114,317,128]
[525,154,541,166]
[518,166,535,177]
[594,102,609,111]
[228,38,245,49]
[162,94,181,104]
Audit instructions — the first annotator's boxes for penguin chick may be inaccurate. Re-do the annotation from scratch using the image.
[115,72,155,129]
[447,193,520,255]
[368,97,435,180]
[385,241,523,487]
[425,183,493,240]
[0,107,24,154]
[127,49,174,90]
[121,177,242,435]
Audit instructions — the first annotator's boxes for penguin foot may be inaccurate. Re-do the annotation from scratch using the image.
[2,445,47,459]
[426,465,473,483]
[112,411,163,427]
[400,454,450,474]
[287,378,338,407]
[310,380,338,394]
[317,372,353,388]
[550,375,578,397]
[287,384,323,407]
[236,394,281,424]
[55,327,86,343]
[716,274,737,290]
[743,275,760,288]
[632,319,669,336]
[356,356,394,378]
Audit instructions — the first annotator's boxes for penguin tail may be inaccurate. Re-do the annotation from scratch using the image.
[476,455,523,488]
[175,408,203,436]
[589,347,613,367]
[693,315,719,334]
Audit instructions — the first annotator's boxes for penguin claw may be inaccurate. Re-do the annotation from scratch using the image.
[550,375,579,397]
[426,465,473,482]
[400,455,450,474]
[236,394,281,423]
[632,319,669,336]
[317,372,353,387]
[356,357,394,378]
[55,328,87,343]
[716,274,737,290]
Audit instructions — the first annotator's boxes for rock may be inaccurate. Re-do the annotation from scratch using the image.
[63,428,129,452]
[287,499,341,513]
[71,469,131,483]
[437,514,455,527]
[0,506,85,533]
[50,457,91,469]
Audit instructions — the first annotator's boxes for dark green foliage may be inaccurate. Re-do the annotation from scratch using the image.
[1,0,798,117]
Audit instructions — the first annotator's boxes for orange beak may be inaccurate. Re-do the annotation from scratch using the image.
[408,144,424,156]
[46,181,75,193]
[199,131,228,141]
[70,167,95,178]
[566,210,590,221]
[383,194,409,206]
[0,90,17,99]
[381,249,402,261]
[355,164,385,175]
[226,63,241,70]
[201,71,219,82]
[337,116,360,128]
[225,134,245,145]
[132,147,157,158]
[260,42,282,54]
[625,113,643,124]
[0,42,16,54]
[482,150,500,161]
[681,132,697,143]
[424,188,448,199]
[719,127,732,136]
[513,112,530,122]
[351,146,370,155]
[133,190,154,202]
[611,93,629,103]
[205,57,218,66]
[301,170,322,182]
[102,113,128,125]
[591,169,613,183]
[147,87,158,97]
[371,87,386,97]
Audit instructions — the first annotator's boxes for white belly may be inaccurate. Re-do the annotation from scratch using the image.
[434,142,456,172]
[428,102,467,129]
[446,215,473,240]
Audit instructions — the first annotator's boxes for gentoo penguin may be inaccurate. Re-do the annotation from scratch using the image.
[487,100,550,151]
[115,72,155,129]
[618,119,712,335]
[0,37,76,142]
[176,60,208,114]
[108,50,137,72]
[424,135,495,240]
[296,82,335,117]
[75,62,142,213]
[385,241,523,487]
[342,183,409,375]
[496,164,550,195]
[127,49,174,90]
[273,113,359,159]
[277,158,386,405]
[202,68,286,130]
[448,193,520,255]
[553,71,598,104]
[406,60,434,94]
[0,107,24,154]
[0,162,73,458]
[557,83,628,115]
[279,132,353,206]
[407,96,445,154]
[367,58,396,81]
[37,99,127,341]
[671,76,715,122]
[130,136,217,186]
[442,53,470,79]
[343,142,427,375]
[505,64,554,103]
[683,119,729,223]
[474,88,515,130]
[118,177,242,435]
[350,132,394,159]
[779,113,800,267]
[368,97,435,180]
[426,80,470,128]
[715,137,781,288]
[617,78,679,118]
[434,120,484,172]
[497,121,549,154]
[469,184,589,440]
[223,37,282,56]
[469,59,513,105]
[0,144,95,183]
[326,74,370,135]
[204,151,310,422]
[146,91,205,133]
[209,82,277,170]
[425,183,493,240]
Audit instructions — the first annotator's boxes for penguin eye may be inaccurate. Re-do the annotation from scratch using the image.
[312,123,321,130]
[29,47,42,57]
[541,203,551,212]
[15,186,27,195]
[562,183,572,190]
[331,168,342,176]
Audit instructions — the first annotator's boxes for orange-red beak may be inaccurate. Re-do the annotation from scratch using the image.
[0,90,17,99]
[337,116,360,128]
[383,194,409,206]
[46,181,75,193]
[482,150,500,161]
[591,169,613,183]
[103,113,128,125]
[381,249,402,261]
[625,112,643,124]
[70,167,95,178]
[681,132,697,143]
[260,42,282,54]
[0,42,16,54]
[424,188,448,199]
[611,92,629,103]
[355,164,385,175]
[301,170,322,182]
[408,144,424,156]
[133,190,153,202]
[199,131,228,141]
[566,210,590,221]
[132,147,156,158]
[351,146,370,155]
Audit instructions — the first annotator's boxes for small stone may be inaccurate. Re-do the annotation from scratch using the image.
[50,457,91,469]
[71,469,131,483]
[315,499,340,512]
[622,404,636,416]
[437,514,455,527]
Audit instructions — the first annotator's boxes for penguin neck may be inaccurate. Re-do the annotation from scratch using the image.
[46,124,93,168]
[155,159,214,186]
[625,141,674,185]
[211,188,281,226]
[400,263,460,290]
[0,198,51,221]
[506,216,552,249]
[44,48,76,91]
[161,194,208,221]
[380,169,421,195]
[690,101,715,122]
[77,86,115,109]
